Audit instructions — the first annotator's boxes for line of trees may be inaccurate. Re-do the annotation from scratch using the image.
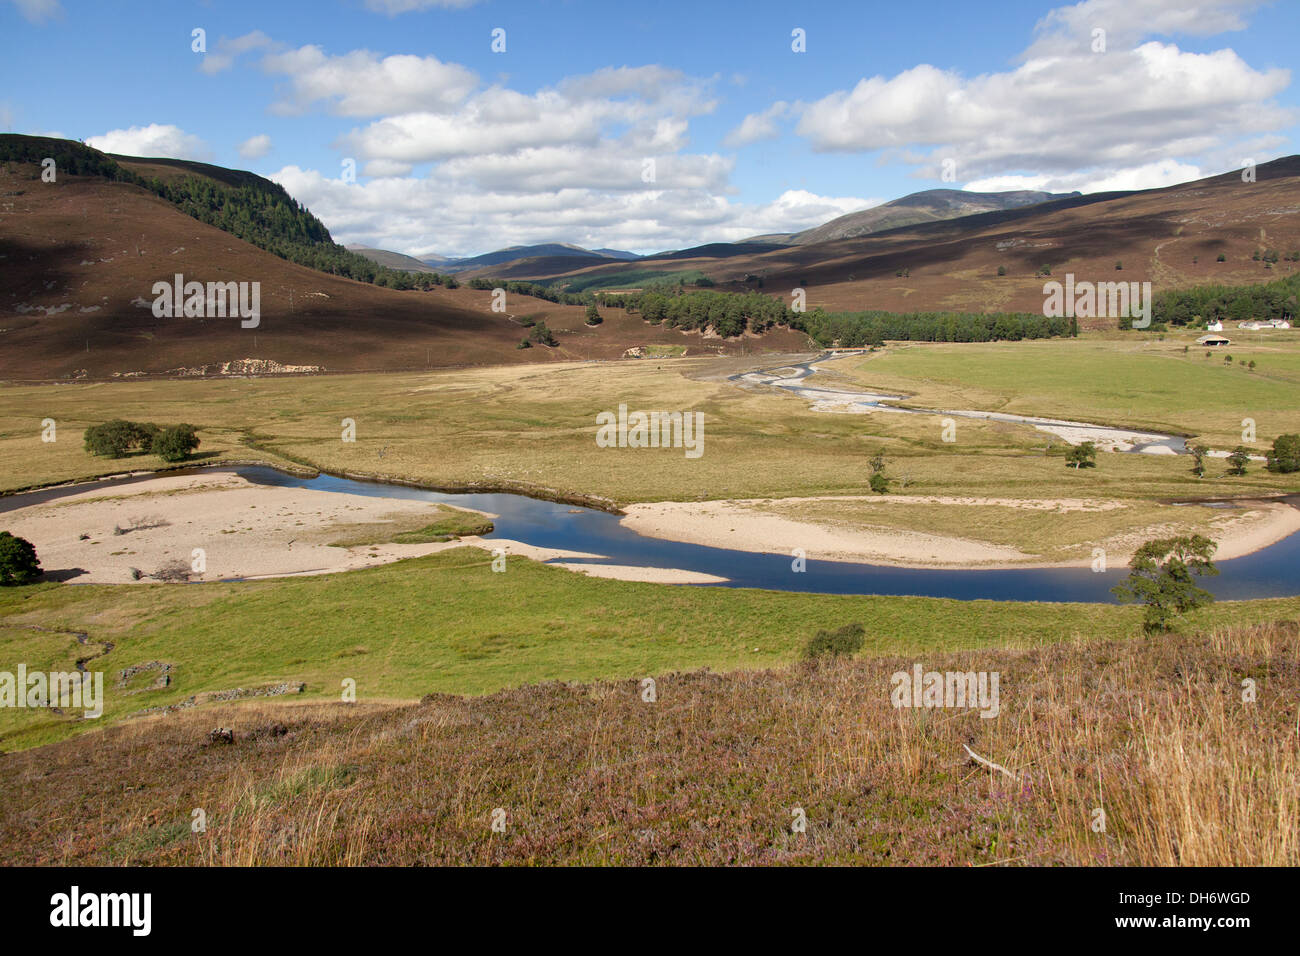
[799,308,1077,347]
[598,289,795,338]
[1153,273,1300,326]
[465,277,593,306]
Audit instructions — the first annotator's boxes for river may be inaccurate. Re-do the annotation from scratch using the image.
[5,465,1298,603]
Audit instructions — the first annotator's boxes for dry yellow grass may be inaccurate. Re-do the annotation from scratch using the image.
[4,621,1294,865]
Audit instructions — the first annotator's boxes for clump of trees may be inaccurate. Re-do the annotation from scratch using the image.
[0,531,41,585]
[527,322,558,347]
[803,623,865,660]
[84,420,200,461]
[600,288,794,338]
[1267,433,1300,473]
[1112,535,1218,633]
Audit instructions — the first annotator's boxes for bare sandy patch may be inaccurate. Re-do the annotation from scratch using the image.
[619,495,1300,569]
[3,473,495,583]
[548,563,728,584]
[2,473,731,586]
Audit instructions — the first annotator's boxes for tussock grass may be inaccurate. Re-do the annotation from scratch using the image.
[3,621,1294,866]
[5,547,1298,752]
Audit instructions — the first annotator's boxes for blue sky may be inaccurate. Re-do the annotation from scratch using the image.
[3,0,1297,257]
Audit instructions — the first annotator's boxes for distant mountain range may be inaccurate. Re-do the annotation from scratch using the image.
[349,242,643,275]
[353,189,1081,276]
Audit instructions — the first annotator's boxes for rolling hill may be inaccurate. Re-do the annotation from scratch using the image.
[528,159,1300,323]
[0,136,803,380]
[787,188,1079,245]
[345,246,443,273]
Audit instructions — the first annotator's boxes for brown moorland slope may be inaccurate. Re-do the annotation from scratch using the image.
[544,158,1300,322]
[0,621,1292,865]
[0,153,806,380]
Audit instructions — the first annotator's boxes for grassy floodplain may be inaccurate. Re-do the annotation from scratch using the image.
[2,331,1300,752]
[3,547,1300,751]
[3,332,1299,506]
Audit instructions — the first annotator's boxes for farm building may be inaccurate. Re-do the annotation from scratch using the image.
[1198,334,1231,346]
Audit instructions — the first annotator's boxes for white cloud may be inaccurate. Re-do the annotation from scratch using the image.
[237,134,273,159]
[85,124,211,161]
[261,46,478,116]
[9,0,60,23]
[964,159,1204,193]
[1027,0,1264,55]
[339,67,714,164]
[786,0,1290,190]
[199,31,277,76]
[271,165,875,258]
[724,102,791,148]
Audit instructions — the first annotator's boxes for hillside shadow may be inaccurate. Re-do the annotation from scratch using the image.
[0,237,84,303]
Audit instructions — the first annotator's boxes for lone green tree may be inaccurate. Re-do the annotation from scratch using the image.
[1226,446,1251,476]
[584,304,603,326]
[0,531,41,585]
[1066,441,1097,469]
[1112,535,1218,633]
[151,424,200,463]
[1190,444,1209,478]
[867,451,889,492]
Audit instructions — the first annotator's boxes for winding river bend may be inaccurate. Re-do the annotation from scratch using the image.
[5,465,1299,603]
[731,353,1189,454]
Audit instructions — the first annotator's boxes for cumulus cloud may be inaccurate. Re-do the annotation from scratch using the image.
[85,124,210,161]
[198,30,277,75]
[724,102,792,148]
[964,159,1204,194]
[1026,0,1264,55]
[785,0,1290,189]
[332,63,714,165]
[261,46,478,116]
[237,134,273,159]
[271,165,875,258]
[8,0,60,23]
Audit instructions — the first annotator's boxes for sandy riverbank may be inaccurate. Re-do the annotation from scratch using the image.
[619,494,1300,569]
[1,472,722,585]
